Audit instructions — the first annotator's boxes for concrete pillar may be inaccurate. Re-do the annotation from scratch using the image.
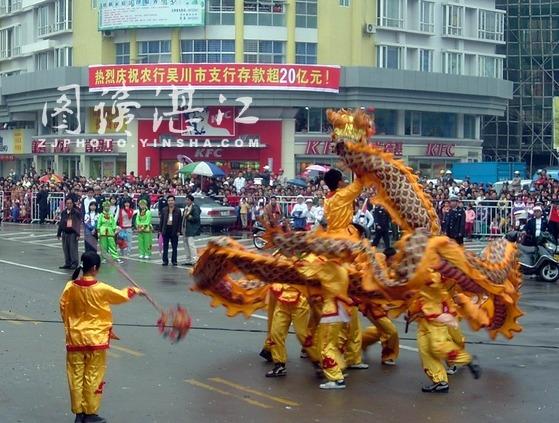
[125,119,139,175]
[171,29,181,63]
[130,30,138,64]
[457,114,465,139]
[286,0,296,63]
[397,110,406,136]
[282,118,296,179]
[235,0,244,62]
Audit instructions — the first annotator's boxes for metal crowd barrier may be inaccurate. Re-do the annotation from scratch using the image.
[30,192,66,224]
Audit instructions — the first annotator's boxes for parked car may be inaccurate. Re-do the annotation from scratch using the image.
[150,196,237,228]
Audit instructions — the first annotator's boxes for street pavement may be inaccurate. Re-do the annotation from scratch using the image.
[0,223,558,423]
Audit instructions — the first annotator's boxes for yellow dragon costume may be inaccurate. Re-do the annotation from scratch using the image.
[192,109,523,373]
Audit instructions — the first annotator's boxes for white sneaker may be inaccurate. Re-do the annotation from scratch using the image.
[382,360,397,366]
[319,380,346,390]
[348,363,369,369]
[116,259,124,264]
[446,365,459,375]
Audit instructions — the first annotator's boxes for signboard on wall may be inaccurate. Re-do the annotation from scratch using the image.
[99,0,205,30]
[426,143,455,157]
[303,140,403,157]
[180,106,236,137]
[89,64,341,93]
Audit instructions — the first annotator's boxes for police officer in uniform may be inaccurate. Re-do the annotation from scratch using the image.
[372,205,391,248]
[444,196,466,245]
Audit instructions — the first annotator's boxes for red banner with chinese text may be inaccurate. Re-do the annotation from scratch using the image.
[88,64,341,93]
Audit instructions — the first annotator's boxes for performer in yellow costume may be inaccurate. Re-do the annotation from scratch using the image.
[298,168,370,390]
[265,283,317,377]
[60,251,141,423]
[408,270,481,393]
[360,247,400,366]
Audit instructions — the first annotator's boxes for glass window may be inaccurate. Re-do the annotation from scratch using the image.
[374,110,397,135]
[378,0,404,28]
[295,107,331,133]
[115,43,130,65]
[295,42,317,64]
[420,1,434,32]
[35,51,52,70]
[244,1,285,26]
[419,49,433,72]
[405,111,421,136]
[37,5,50,36]
[295,0,317,28]
[478,10,504,41]
[340,0,350,6]
[0,25,22,58]
[377,45,402,69]
[207,0,235,25]
[479,55,503,78]
[443,52,463,75]
[138,40,171,64]
[55,46,72,67]
[244,40,285,63]
[181,39,235,63]
[443,4,463,36]
[54,0,72,31]
[464,115,476,139]
[421,112,457,138]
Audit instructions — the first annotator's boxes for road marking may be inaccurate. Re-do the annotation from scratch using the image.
[1,310,40,325]
[111,344,144,357]
[252,314,268,320]
[0,312,24,325]
[108,351,121,358]
[185,379,272,409]
[0,259,67,275]
[400,344,419,352]
[209,377,300,407]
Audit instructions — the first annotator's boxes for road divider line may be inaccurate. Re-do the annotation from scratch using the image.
[185,379,272,409]
[208,377,299,407]
[0,310,40,325]
[0,259,67,275]
[108,351,121,358]
[252,314,268,320]
[400,344,419,352]
[0,312,24,325]
[111,344,144,357]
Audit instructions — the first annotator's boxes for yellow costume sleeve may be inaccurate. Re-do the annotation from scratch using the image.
[98,283,140,304]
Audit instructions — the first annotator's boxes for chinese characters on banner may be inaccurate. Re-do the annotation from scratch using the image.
[304,140,403,157]
[88,64,341,93]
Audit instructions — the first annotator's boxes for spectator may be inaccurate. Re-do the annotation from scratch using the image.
[182,194,201,266]
[312,198,325,228]
[523,205,548,246]
[57,198,81,270]
[37,185,49,224]
[465,204,475,240]
[291,195,307,231]
[117,200,134,256]
[240,197,250,229]
[353,199,374,237]
[83,200,98,252]
[304,199,316,230]
[263,195,283,227]
[234,171,246,194]
[159,195,182,266]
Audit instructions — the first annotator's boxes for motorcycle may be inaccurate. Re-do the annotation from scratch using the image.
[253,221,268,250]
[505,231,559,282]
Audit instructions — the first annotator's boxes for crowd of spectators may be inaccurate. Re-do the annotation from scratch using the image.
[2,166,559,238]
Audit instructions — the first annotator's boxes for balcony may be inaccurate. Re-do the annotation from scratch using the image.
[37,20,72,38]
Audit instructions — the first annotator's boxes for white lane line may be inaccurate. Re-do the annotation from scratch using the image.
[251,314,268,320]
[399,344,419,352]
[0,259,67,275]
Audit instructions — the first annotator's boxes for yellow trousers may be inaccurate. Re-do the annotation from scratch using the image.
[66,350,107,415]
[262,294,278,352]
[417,320,471,383]
[318,322,346,381]
[362,316,400,362]
[339,306,364,366]
[270,296,318,363]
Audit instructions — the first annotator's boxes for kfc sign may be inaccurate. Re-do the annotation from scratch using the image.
[304,140,403,157]
[426,143,455,157]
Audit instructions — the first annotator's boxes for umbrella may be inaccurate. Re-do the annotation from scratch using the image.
[287,178,307,188]
[306,165,330,172]
[39,174,63,183]
[179,161,225,177]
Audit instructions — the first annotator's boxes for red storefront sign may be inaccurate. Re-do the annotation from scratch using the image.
[32,138,116,154]
[0,155,15,161]
[304,140,403,157]
[89,64,341,93]
[32,139,70,154]
[426,143,455,157]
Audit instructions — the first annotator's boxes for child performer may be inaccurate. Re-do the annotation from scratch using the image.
[135,199,153,260]
[60,252,142,423]
[97,201,122,264]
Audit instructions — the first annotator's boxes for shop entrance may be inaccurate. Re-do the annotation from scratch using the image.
[61,156,80,178]
[91,158,116,179]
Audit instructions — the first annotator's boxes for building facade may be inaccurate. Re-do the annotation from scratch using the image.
[0,0,512,179]
[482,0,559,173]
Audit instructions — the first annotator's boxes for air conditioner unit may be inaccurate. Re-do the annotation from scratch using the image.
[365,23,376,34]
[102,30,114,38]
